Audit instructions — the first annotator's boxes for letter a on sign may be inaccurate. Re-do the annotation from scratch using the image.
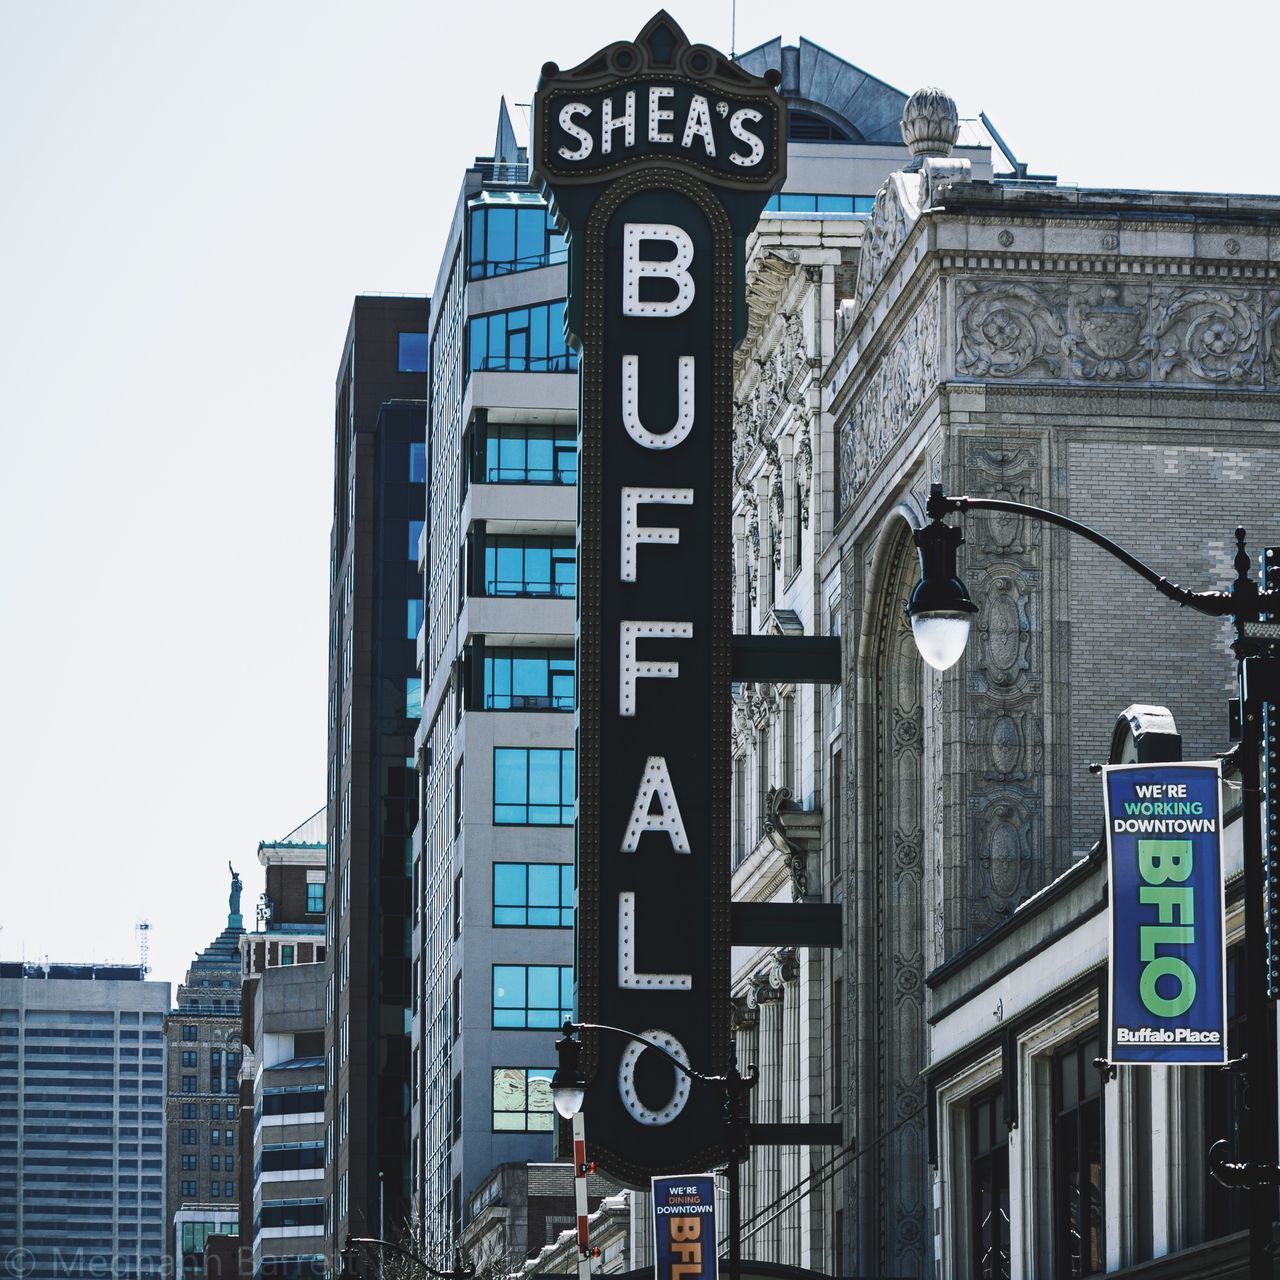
[533,11,785,1184]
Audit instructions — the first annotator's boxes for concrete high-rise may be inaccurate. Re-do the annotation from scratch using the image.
[323,295,429,1251]
[0,961,171,1280]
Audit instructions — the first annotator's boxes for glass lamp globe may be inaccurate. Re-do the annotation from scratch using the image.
[552,1082,586,1120]
[910,611,972,671]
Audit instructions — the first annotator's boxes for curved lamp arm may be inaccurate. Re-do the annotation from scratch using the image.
[344,1237,474,1280]
[926,486,1248,619]
[1207,1139,1280,1190]
[565,1019,725,1086]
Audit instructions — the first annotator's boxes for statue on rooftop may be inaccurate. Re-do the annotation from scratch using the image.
[228,862,242,919]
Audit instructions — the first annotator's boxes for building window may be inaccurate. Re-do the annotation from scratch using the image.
[409,519,424,560]
[406,677,423,719]
[181,1128,197,1146]
[453,870,463,939]
[1053,1032,1104,1277]
[211,1104,220,1120]
[467,201,567,280]
[969,1086,1011,1277]
[182,1154,197,1170]
[306,882,324,915]
[492,1067,555,1131]
[225,1128,234,1147]
[483,535,576,598]
[182,1025,198,1042]
[468,301,577,374]
[181,1076,197,1093]
[407,598,424,640]
[483,423,576,485]
[210,1129,220,1145]
[211,1155,221,1172]
[398,332,428,374]
[224,1181,234,1199]
[210,1182,221,1197]
[452,1073,463,1143]
[181,1051,198,1068]
[225,1155,234,1172]
[492,964,574,1029]
[181,1104,197,1120]
[181,1180,197,1197]
[493,747,574,825]
[452,971,463,1042]
[281,945,294,966]
[483,648,574,710]
[761,192,875,214]
[492,863,574,927]
[410,441,426,484]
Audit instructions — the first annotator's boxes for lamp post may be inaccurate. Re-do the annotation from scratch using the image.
[907,483,1280,1277]
[340,1237,473,1280]
[552,1019,756,1280]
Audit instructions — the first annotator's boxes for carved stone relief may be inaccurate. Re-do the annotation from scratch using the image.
[838,285,940,510]
[955,443,1050,942]
[795,418,813,529]
[956,278,1268,388]
[844,530,927,1276]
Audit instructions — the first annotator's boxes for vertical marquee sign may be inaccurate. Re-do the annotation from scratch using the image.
[533,13,785,1182]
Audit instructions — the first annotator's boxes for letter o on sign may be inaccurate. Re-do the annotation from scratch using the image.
[617,1028,692,1126]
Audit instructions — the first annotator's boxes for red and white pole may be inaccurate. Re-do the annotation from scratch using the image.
[573,1111,594,1280]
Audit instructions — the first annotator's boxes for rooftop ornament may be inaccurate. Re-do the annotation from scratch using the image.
[900,86,960,166]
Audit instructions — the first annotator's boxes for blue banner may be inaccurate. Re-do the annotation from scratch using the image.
[652,1175,718,1280]
[1105,762,1227,1065]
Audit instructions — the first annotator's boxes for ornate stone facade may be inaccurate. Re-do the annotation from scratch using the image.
[827,128,1280,1277]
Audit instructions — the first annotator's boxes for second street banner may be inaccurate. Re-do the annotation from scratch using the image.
[1104,761,1228,1065]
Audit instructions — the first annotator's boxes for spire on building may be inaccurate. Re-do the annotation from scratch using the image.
[494,96,523,165]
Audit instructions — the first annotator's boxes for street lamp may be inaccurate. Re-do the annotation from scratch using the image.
[552,1019,756,1280]
[907,482,1280,1277]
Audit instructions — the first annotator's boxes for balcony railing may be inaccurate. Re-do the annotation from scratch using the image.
[483,692,574,711]
[484,465,577,486]
[483,580,576,599]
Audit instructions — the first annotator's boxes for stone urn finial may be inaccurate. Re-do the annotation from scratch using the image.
[901,86,960,161]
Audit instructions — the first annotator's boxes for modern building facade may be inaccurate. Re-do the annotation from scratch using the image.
[238,814,328,1280]
[324,295,429,1252]
[165,874,246,1277]
[0,961,171,1280]
[412,100,577,1259]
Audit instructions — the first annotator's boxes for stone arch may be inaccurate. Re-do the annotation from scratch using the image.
[847,503,929,1277]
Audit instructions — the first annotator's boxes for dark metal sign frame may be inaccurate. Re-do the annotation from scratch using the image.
[534,11,784,1185]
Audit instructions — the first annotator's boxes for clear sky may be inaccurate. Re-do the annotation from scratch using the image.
[1,0,1275,995]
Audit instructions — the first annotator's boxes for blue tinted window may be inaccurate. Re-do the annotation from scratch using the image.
[408,520,424,560]
[398,333,428,373]
[492,862,573,927]
[306,883,324,914]
[483,536,575,598]
[483,424,576,485]
[762,193,873,215]
[467,303,576,374]
[409,442,426,484]
[468,203,567,280]
[493,748,573,825]
[406,678,423,720]
[407,599,424,639]
[483,648,574,710]
[492,965,573,1028]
